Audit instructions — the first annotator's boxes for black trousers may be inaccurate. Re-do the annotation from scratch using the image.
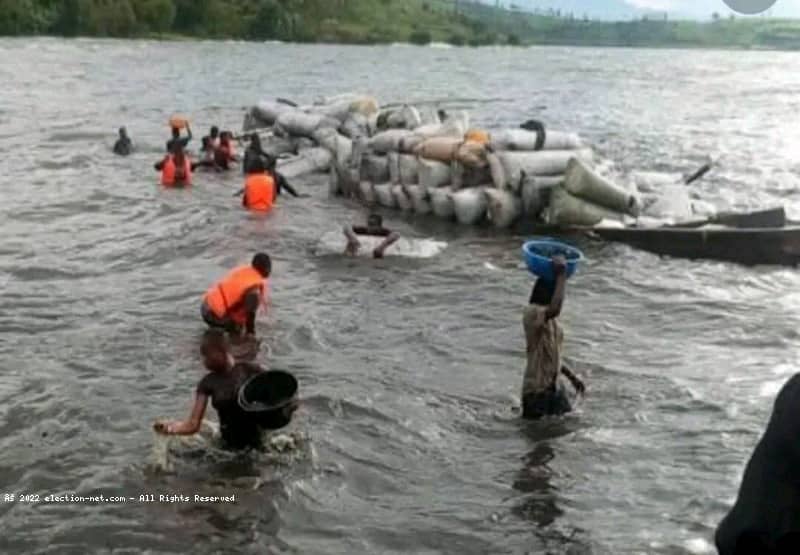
[522,382,572,420]
[201,302,240,335]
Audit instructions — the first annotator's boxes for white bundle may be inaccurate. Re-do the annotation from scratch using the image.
[368,129,422,154]
[250,100,296,126]
[277,148,333,179]
[313,128,353,169]
[359,181,376,205]
[405,185,431,215]
[311,94,379,122]
[374,183,396,208]
[485,188,521,228]
[430,187,456,220]
[563,157,638,216]
[392,184,413,211]
[388,153,419,185]
[547,186,624,227]
[417,158,452,189]
[490,129,583,151]
[498,149,594,191]
[340,113,369,139]
[276,110,339,138]
[641,184,692,220]
[452,187,488,225]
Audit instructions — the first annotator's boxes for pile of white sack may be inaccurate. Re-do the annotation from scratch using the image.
[243,94,643,228]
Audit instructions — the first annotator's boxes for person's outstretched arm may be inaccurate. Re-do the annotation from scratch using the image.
[343,225,360,255]
[373,231,400,259]
[276,172,303,197]
[154,393,208,435]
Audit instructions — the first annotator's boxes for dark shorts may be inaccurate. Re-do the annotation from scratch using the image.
[220,425,264,451]
[522,383,572,420]
[201,302,240,334]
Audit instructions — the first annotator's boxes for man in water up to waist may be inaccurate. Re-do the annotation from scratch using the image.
[243,134,306,198]
[521,255,585,419]
[201,253,271,339]
[113,127,132,156]
[343,214,400,259]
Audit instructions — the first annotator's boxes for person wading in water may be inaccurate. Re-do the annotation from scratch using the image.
[521,255,586,419]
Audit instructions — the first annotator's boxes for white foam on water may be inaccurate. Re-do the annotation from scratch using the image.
[759,380,784,398]
[483,262,499,271]
[771,362,798,376]
[315,231,447,258]
[684,537,714,554]
[150,420,220,472]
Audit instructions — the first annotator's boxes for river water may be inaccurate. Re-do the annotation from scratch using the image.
[1,38,799,555]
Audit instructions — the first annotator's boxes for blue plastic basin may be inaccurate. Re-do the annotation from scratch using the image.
[522,238,584,281]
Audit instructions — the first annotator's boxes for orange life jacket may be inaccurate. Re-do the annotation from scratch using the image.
[203,265,267,326]
[243,173,275,212]
[161,155,192,187]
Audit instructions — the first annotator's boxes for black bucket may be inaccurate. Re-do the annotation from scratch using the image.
[238,370,298,431]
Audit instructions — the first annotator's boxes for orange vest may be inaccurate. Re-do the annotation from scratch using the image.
[244,173,276,212]
[203,265,266,325]
[161,155,192,187]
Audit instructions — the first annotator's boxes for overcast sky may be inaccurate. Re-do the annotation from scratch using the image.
[505,0,800,19]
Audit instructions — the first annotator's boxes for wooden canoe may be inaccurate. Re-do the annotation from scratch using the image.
[591,225,800,266]
[661,207,787,230]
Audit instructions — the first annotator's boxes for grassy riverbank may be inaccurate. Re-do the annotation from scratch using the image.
[3,0,800,50]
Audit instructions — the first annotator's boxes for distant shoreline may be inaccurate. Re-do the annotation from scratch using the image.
[3,33,798,53]
[6,0,800,53]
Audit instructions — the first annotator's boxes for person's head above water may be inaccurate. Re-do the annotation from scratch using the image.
[252,253,272,278]
[201,136,211,150]
[210,126,219,138]
[119,127,128,139]
[171,126,180,139]
[201,329,231,373]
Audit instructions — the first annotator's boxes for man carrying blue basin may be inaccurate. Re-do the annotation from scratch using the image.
[521,240,587,419]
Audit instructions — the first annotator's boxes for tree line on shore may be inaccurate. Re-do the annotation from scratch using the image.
[2,0,800,50]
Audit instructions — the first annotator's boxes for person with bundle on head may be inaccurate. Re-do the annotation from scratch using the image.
[154,142,192,188]
[521,255,585,419]
[166,120,192,153]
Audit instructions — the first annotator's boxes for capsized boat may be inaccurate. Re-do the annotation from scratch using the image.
[590,207,800,267]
